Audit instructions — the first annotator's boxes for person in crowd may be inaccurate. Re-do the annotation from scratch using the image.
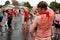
[13,9,17,18]
[29,1,54,40]
[19,9,24,26]
[12,9,17,29]
[17,9,21,17]
[0,9,3,35]
[6,10,13,32]
[3,10,8,31]
[22,9,29,40]
[54,10,60,40]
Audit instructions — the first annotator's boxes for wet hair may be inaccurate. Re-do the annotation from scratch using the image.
[6,10,9,13]
[37,1,48,10]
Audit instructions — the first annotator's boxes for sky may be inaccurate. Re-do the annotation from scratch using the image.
[0,0,60,6]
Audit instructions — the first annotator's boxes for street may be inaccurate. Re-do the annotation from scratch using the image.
[0,16,31,40]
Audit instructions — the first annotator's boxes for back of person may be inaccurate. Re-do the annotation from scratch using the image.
[36,9,54,37]
[29,1,54,40]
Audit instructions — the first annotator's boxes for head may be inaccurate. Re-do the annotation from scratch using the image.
[37,1,48,14]
[6,10,9,13]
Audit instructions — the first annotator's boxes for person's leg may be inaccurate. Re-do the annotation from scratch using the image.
[54,24,59,40]
[0,18,3,36]
[57,28,60,40]
[7,21,12,31]
[0,24,2,35]
[23,22,27,40]
[23,31,27,40]
[23,21,29,40]
[0,22,2,28]
[8,17,12,31]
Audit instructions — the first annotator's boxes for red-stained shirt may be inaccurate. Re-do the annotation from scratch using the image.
[9,9,13,15]
[24,10,29,19]
[13,10,17,17]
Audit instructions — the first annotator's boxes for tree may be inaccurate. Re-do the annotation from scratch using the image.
[5,1,10,5]
[56,3,60,9]
[24,2,32,8]
[0,5,3,8]
[12,0,19,6]
[49,1,58,9]
[49,1,60,10]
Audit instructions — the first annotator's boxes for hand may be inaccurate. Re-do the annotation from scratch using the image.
[21,27,24,30]
[30,31,35,40]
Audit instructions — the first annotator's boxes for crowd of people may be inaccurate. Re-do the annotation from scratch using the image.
[0,1,60,40]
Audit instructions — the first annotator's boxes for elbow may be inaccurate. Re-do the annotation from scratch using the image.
[29,29,33,34]
[29,29,32,34]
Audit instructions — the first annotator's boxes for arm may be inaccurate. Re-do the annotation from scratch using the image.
[29,16,38,40]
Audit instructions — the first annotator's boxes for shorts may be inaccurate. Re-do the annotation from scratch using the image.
[7,22,11,29]
[55,23,60,28]
[24,18,29,22]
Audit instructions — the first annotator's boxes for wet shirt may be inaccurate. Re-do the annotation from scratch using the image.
[24,10,29,19]
[13,10,17,17]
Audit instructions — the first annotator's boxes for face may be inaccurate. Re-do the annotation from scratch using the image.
[37,8,41,14]
[37,8,46,14]
[4,12,8,16]
[41,8,46,13]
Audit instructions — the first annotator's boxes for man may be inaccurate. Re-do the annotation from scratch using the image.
[22,9,29,40]
[6,10,13,31]
[29,1,54,40]
[54,10,60,40]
